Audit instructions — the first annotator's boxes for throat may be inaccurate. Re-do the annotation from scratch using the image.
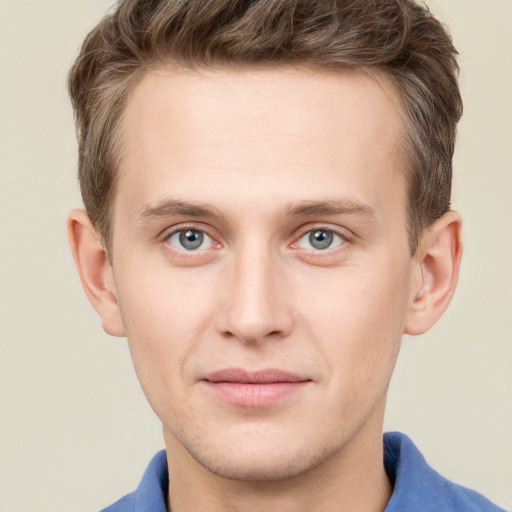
[164,427,392,512]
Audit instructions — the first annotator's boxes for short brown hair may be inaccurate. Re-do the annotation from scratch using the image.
[68,0,462,255]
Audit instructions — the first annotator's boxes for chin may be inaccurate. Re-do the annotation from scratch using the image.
[179,428,342,482]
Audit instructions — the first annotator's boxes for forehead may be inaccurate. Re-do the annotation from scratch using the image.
[116,65,407,223]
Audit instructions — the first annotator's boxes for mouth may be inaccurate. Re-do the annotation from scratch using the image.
[201,368,312,407]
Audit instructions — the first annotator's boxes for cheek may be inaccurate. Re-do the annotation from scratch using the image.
[114,268,215,402]
[117,258,215,337]
[300,262,411,384]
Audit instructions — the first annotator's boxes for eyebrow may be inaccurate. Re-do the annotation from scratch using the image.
[284,199,376,219]
[136,197,376,224]
[137,199,222,224]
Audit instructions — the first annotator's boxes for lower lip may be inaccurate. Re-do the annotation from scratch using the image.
[203,381,310,407]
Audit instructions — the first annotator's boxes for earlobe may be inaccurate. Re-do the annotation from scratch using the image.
[404,211,463,336]
[67,209,125,337]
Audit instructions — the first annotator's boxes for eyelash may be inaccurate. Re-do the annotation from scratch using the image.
[291,226,350,253]
[161,224,221,253]
[160,224,352,255]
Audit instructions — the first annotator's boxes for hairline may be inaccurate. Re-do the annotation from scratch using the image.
[103,61,424,259]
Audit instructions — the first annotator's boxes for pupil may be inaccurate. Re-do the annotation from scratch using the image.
[180,230,203,250]
[310,230,333,250]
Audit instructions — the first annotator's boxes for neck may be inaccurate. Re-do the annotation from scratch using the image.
[164,414,392,512]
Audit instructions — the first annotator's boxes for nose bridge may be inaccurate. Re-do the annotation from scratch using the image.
[218,240,292,343]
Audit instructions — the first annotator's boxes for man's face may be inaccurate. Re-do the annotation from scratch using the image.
[110,66,417,480]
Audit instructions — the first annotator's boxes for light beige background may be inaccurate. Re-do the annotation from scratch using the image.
[1,0,511,510]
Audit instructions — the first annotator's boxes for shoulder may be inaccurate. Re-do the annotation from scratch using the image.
[100,493,136,512]
[384,432,507,512]
[99,450,168,512]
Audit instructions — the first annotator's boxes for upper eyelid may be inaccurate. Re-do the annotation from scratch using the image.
[158,223,352,247]
[162,229,220,257]
[292,224,352,242]
[293,230,346,249]
[160,223,218,241]
[167,229,214,250]
[299,228,346,240]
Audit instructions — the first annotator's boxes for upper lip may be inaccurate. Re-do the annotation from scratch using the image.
[203,368,310,384]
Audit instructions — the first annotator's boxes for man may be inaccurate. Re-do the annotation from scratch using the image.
[66,0,506,511]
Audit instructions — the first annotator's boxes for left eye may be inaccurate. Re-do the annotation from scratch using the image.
[167,229,214,251]
[296,229,345,250]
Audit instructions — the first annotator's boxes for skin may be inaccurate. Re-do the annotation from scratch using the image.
[69,66,462,512]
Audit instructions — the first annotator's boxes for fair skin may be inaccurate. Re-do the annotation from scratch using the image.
[69,66,462,512]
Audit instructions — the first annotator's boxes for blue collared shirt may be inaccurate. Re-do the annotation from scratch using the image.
[101,432,506,512]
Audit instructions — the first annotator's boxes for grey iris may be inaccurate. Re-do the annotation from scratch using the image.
[309,229,333,250]
[180,230,204,250]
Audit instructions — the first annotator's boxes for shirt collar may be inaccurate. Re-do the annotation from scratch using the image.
[127,433,505,512]
[133,450,168,512]
[383,431,505,512]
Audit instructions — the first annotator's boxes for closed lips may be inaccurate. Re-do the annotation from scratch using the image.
[203,368,310,384]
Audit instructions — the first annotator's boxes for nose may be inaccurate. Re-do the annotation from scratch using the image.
[215,245,294,344]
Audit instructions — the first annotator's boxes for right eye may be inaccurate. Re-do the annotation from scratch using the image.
[167,229,215,251]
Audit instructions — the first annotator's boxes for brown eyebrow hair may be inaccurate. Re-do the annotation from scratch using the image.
[137,197,376,225]
[69,0,462,257]
[137,199,223,224]
[284,199,376,219]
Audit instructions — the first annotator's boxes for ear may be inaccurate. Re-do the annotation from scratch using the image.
[67,209,125,337]
[404,211,463,335]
